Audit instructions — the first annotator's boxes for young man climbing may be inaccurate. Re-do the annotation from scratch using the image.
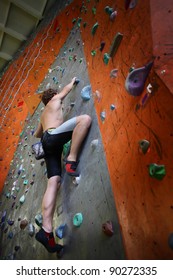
[33,77,92,253]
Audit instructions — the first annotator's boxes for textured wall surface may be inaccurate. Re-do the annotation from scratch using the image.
[0,0,173,260]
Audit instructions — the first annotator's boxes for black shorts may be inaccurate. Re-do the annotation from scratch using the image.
[41,117,76,179]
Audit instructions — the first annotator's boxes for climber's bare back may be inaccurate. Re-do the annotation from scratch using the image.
[41,95,64,132]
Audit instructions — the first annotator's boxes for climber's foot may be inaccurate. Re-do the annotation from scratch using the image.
[35,228,63,253]
[65,160,79,176]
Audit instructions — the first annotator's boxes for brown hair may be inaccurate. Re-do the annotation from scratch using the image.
[41,88,58,105]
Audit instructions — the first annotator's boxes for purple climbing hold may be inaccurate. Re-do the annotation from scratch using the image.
[125,61,154,97]
[110,11,117,21]
[7,219,14,226]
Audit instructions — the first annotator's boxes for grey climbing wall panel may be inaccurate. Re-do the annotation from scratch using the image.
[0,26,125,260]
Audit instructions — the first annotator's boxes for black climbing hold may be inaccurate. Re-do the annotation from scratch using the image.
[109,32,123,58]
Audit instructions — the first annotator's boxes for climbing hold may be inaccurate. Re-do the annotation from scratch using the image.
[109,32,123,58]
[138,139,150,154]
[19,195,25,204]
[168,233,173,249]
[14,245,20,251]
[90,139,99,149]
[77,18,82,27]
[28,223,35,237]
[72,175,81,186]
[20,219,28,230]
[92,7,96,15]
[105,6,114,15]
[53,76,58,84]
[110,11,117,21]
[110,69,118,78]
[35,213,43,227]
[91,22,99,35]
[81,85,91,101]
[91,50,96,56]
[100,41,105,52]
[55,223,67,239]
[23,179,28,185]
[100,111,106,122]
[1,210,7,223]
[110,104,116,110]
[102,221,114,236]
[103,53,110,65]
[125,61,154,97]
[73,78,80,86]
[149,163,166,180]
[73,213,83,227]
[129,0,138,9]
[7,219,14,226]
[63,140,71,157]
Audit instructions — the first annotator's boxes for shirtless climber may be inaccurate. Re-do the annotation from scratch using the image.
[33,77,92,253]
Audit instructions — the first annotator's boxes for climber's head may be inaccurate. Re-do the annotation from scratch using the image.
[42,88,58,105]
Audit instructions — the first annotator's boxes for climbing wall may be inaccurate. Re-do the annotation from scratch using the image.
[0,0,173,260]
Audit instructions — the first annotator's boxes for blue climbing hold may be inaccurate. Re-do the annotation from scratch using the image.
[81,85,91,101]
[55,223,67,239]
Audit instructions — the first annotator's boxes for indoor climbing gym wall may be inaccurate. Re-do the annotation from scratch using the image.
[0,0,173,260]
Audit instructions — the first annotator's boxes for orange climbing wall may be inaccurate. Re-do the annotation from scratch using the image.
[79,0,173,259]
[0,2,80,188]
[0,0,173,260]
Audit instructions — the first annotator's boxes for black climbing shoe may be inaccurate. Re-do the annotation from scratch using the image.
[35,228,63,253]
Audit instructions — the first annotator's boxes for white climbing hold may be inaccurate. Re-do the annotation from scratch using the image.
[72,175,81,186]
[90,139,99,149]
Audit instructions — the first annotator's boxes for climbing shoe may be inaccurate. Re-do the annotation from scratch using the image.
[65,160,79,176]
[35,228,63,254]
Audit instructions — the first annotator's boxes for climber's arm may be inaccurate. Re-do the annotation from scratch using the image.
[57,77,76,101]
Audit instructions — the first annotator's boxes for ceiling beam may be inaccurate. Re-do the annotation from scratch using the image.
[0,23,27,41]
[9,0,45,20]
[0,51,12,61]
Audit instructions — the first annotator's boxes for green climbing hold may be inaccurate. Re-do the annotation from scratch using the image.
[92,7,96,15]
[149,163,166,180]
[91,50,96,56]
[105,6,114,15]
[73,213,83,227]
[77,18,82,27]
[103,53,110,65]
[19,195,25,204]
[23,179,28,185]
[139,139,150,154]
[63,140,71,157]
[91,22,99,35]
